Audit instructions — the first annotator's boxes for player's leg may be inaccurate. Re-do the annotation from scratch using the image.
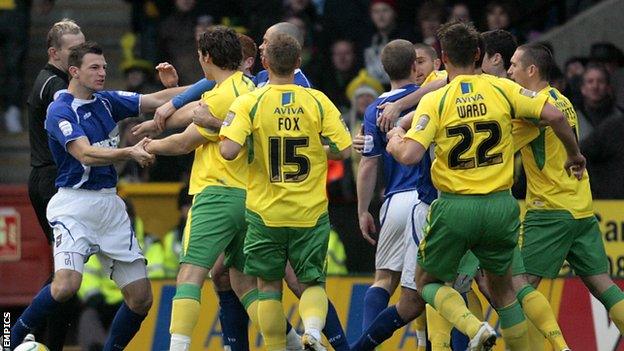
[363,192,412,329]
[416,195,493,348]
[103,259,152,351]
[288,214,332,350]
[476,192,529,351]
[567,215,624,332]
[211,254,250,351]
[244,210,290,350]
[169,191,237,350]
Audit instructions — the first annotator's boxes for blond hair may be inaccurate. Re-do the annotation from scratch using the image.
[47,19,82,49]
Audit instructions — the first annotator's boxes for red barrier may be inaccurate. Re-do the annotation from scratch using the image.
[0,185,52,306]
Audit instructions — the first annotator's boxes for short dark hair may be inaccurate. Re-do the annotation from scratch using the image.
[381,39,416,80]
[265,32,301,76]
[437,21,479,68]
[198,26,242,71]
[68,41,103,68]
[238,33,257,60]
[413,43,438,60]
[481,29,517,69]
[517,43,555,80]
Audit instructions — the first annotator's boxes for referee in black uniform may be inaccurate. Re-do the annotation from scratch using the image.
[26,19,84,351]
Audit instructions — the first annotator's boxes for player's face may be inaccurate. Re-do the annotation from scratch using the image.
[55,32,85,72]
[76,53,106,91]
[414,49,435,85]
[508,50,530,86]
[259,26,276,60]
[481,52,496,76]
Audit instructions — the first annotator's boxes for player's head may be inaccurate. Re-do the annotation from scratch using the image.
[260,22,304,60]
[47,19,85,72]
[238,33,257,75]
[68,41,106,92]
[263,32,302,77]
[508,43,554,87]
[413,43,440,85]
[197,25,242,79]
[437,21,480,70]
[381,39,417,83]
[481,29,517,77]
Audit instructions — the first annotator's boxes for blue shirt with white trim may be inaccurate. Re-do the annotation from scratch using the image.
[45,90,141,190]
[362,84,436,204]
[253,68,312,88]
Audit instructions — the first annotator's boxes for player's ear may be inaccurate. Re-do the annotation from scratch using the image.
[48,46,59,61]
[261,55,269,70]
[475,47,481,65]
[295,56,302,69]
[68,65,79,79]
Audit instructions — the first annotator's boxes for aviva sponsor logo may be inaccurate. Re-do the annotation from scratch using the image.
[281,91,294,106]
[455,93,484,104]
[460,82,473,94]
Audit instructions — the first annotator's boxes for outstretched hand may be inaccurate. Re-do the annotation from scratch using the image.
[156,62,179,88]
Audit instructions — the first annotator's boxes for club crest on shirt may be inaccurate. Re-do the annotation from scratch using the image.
[520,88,537,98]
[59,120,73,136]
[363,134,374,153]
[414,114,430,131]
[223,111,236,126]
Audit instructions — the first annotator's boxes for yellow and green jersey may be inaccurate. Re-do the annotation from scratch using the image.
[514,86,593,218]
[189,71,255,195]
[220,84,352,227]
[422,70,447,86]
[405,74,547,194]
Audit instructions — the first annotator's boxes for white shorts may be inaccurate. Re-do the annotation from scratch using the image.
[400,201,430,290]
[376,189,420,271]
[47,188,146,288]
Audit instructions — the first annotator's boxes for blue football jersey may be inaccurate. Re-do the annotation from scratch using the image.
[45,90,141,190]
[253,68,312,88]
[362,84,436,204]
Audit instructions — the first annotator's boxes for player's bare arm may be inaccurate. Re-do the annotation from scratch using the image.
[132,99,199,137]
[357,156,379,245]
[325,145,352,160]
[377,78,446,132]
[386,131,427,165]
[139,86,186,114]
[192,101,223,130]
[67,136,154,167]
[219,138,242,161]
[144,124,207,156]
[539,102,586,179]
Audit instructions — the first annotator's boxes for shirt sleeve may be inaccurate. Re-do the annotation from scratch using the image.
[361,104,383,157]
[319,93,352,152]
[45,108,87,150]
[499,79,548,122]
[219,96,252,146]
[171,78,216,109]
[98,90,141,122]
[511,119,541,152]
[404,94,438,149]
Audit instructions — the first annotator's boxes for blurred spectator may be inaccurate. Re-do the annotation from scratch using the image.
[564,56,587,106]
[550,64,567,94]
[576,64,624,141]
[158,0,204,85]
[589,42,624,110]
[449,2,471,23]
[321,0,372,58]
[484,1,524,42]
[285,15,316,70]
[318,39,360,111]
[326,228,348,275]
[364,0,415,85]
[581,113,624,199]
[417,1,446,46]
[124,0,170,64]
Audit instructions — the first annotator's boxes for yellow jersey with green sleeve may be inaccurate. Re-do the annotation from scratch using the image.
[220,84,352,227]
[422,70,448,86]
[518,86,593,218]
[188,71,255,195]
[404,74,547,194]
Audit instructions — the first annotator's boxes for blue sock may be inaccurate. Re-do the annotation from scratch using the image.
[10,284,61,347]
[350,306,406,351]
[217,290,249,351]
[323,301,349,350]
[362,286,390,330]
[103,303,146,351]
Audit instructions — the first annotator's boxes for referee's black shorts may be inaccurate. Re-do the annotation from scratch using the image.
[28,165,58,244]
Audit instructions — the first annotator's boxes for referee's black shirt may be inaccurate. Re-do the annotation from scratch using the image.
[27,63,69,168]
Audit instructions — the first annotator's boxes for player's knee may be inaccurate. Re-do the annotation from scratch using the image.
[126,290,153,315]
[51,277,80,302]
[212,270,232,291]
[374,269,400,292]
[397,290,425,321]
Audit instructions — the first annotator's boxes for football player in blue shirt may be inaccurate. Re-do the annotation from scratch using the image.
[11,41,182,351]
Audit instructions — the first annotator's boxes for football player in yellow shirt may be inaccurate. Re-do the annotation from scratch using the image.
[508,42,624,335]
[386,21,585,351]
[220,33,352,351]
[143,26,257,351]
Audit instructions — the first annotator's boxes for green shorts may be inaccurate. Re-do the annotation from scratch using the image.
[457,251,480,278]
[244,210,329,284]
[180,186,247,271]
[519,210,608,278]
[418,191,519,282]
